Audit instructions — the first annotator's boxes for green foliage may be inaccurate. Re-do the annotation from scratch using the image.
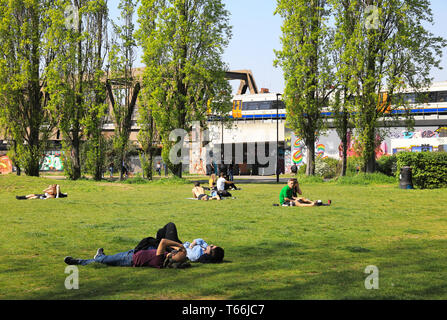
[0,0,56,176]
[376,155,397,177]
[346,156,364,175]
[136,0,233,177]
[396,152,447,189]
[315,157,339,179]
[328,0,446,173]
[275,0,334,175]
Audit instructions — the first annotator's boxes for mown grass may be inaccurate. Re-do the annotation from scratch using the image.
[1,174,447,300]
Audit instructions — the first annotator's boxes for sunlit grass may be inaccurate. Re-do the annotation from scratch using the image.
[1,174,447,299]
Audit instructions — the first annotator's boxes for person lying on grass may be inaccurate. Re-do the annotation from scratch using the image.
[16,184,67,200]
[64,237,189,269]
[279,178,322,207]
[135,222,225,264]
[192,182,220,201]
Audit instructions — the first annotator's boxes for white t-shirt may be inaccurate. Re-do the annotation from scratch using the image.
[217,177,226,191]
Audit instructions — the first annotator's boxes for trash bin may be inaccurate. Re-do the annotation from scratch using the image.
[399,166,413,189]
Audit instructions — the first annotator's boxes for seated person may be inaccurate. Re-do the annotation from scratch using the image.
[209,173,217,190]
[279,179,317,207]
[64,237,188,269]
[16,184,67,200]
[192,182,220,201]
[216,172,238,197]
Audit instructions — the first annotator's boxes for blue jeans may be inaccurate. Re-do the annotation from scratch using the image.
[78,249,134,266]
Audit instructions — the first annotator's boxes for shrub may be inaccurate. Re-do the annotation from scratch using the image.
[376,155,397,176]
[396,152,447,189]
[315,157,339,179]
[346,156,364,175]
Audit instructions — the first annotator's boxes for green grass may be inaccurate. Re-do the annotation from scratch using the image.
[1,174,447,300]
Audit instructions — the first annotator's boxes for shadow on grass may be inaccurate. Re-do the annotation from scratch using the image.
[13,239,447,300]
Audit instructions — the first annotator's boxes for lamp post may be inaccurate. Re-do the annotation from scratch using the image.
[276,93,282,183]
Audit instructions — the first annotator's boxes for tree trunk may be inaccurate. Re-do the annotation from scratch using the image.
[305,136,316,176]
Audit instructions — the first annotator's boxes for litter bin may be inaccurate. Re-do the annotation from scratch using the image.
[399,166,413,189]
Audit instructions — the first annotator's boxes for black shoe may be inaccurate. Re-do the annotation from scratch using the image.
[94,248,104,259]
[16,196,27,200]
[64,256,79,265]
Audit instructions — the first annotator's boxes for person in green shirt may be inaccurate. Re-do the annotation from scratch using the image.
[279,179,317,207]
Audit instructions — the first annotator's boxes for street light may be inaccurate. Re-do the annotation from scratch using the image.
[276,93,282,183]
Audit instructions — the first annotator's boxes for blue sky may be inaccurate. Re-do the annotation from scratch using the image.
[109,0,447,94]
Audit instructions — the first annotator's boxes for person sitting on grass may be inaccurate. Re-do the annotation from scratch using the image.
[279,178,317,207]
[217,172,238,191]
[134,222,225,264]
[192,182,220,201]
[16,184,67,200]
[64,237,188,269]
[209,173,217,190]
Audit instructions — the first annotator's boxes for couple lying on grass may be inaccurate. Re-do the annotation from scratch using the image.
[16,184,68,200]
[64,222,224,269]
[279,178,331,207]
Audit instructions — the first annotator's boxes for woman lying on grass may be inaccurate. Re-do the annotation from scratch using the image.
[192,182,220,201]
[16,184,67,200]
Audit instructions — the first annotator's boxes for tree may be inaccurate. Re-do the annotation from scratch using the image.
[46,0,109,180]
[337,0,446,173]
[136,0,233,178]
[107,0,140,181]
[275,0,336,176]
[328,0,359,176]
[0,0,56,176]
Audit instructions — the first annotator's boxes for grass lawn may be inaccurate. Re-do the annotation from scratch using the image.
[1,174,447,300]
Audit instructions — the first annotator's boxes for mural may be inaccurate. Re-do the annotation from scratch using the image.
[40,151,64,171]
[289,134,329,170]
[0,155,13,174]
[389,129,439,140]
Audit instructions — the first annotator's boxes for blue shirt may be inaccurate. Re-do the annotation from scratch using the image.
[183,238,208,262]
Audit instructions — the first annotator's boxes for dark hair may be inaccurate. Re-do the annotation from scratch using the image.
[194,181,201,187]
[197,247,225,263]
[212,246,224,262]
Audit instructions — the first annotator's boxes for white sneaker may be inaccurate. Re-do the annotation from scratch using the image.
[94,248,104,259]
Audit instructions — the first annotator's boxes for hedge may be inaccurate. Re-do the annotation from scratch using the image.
[396,152,447,189]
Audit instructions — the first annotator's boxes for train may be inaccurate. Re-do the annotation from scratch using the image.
[226,82,447,120]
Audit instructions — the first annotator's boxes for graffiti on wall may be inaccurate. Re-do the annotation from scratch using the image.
[389,129,439,140]
[289,135,329,170]
[0,155,13,174]
[40,151,64,171]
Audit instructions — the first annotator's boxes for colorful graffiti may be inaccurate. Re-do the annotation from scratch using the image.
[390,129,439,140]
[292,148,304,165]
[316,144,327,159]
[40,151,64,171]
[0,155,13,174]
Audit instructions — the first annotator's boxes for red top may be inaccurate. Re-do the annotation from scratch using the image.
[132,249,166,268]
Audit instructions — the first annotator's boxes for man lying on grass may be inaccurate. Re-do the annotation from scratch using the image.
[64,238,189,269]
[279,178,330,207]
[135,222,225,264]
